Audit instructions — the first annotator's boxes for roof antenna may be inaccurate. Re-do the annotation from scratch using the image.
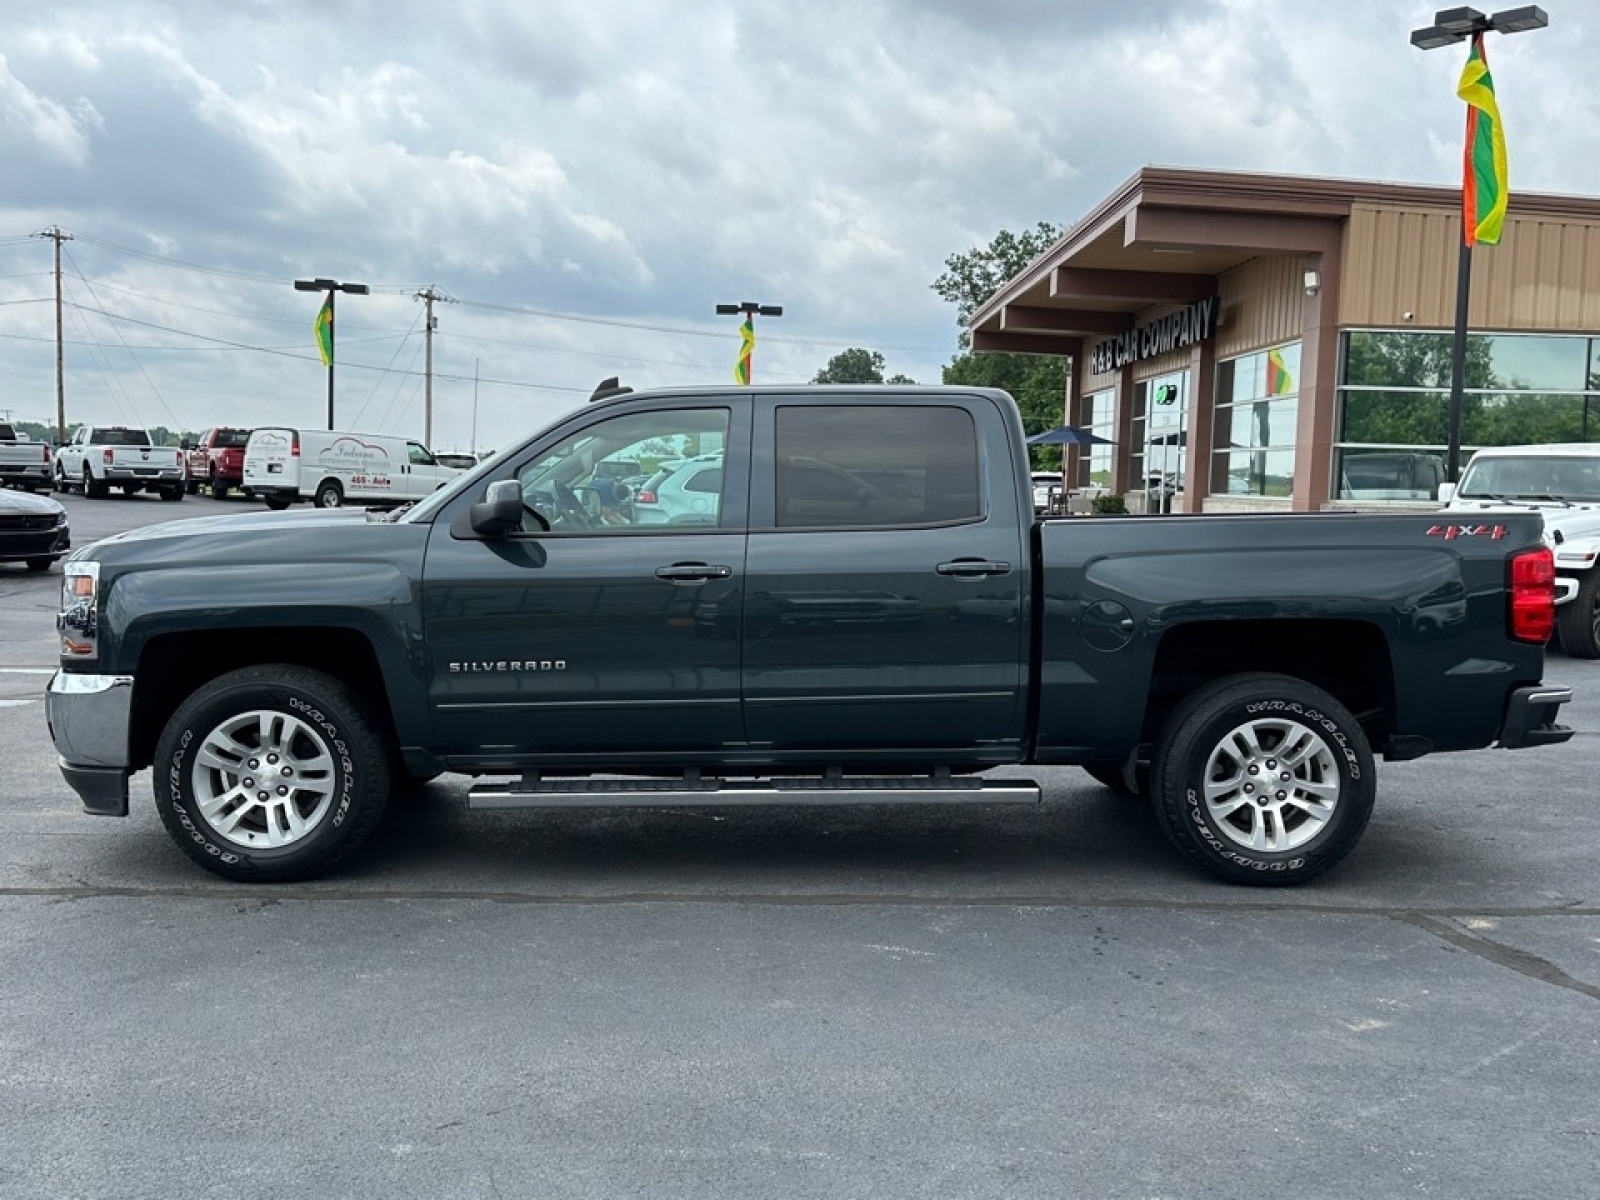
[589,376,632,403]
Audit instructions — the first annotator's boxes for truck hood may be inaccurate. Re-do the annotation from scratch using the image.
[74,506,376,560]
[1446,498,1600,544]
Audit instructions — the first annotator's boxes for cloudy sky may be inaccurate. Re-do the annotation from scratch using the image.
[0,0,1594,452]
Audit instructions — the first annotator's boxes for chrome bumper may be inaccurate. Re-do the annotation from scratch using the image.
[46,672,134,816]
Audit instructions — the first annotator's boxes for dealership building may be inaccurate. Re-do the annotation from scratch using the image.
[968,166,1600,512]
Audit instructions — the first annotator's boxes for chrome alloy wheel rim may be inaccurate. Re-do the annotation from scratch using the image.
[1202,716,1339,853]
[192,709,338,848]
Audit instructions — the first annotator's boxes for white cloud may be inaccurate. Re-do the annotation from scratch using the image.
[0,0,1591,445]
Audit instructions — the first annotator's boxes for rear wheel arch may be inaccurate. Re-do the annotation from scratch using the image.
[1140,618,1394,756]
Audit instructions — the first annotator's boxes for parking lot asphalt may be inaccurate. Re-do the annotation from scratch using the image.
[1,489,1597,1199]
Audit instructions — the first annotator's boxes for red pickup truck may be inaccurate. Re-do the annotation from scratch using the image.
[182,427,252,498]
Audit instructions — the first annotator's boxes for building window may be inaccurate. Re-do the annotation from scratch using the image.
[1335,331,1600,501]
[1209,343,1299,498]
[1077,389,1115,489]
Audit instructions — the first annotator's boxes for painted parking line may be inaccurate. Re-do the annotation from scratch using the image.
[0,698,38,707]
[0,668,56,674]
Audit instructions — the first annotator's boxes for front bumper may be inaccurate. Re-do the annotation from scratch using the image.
[1497,684,1575,750]
[0,526,69,562]
[45,672,134,816]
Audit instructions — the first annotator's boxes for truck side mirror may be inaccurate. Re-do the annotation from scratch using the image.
[180,439,193,451]
[468,479,528,537]
[1437,482,1457,504]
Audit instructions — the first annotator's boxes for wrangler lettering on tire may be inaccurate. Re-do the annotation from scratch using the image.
[1150,673,1375,886]
[153,665,391,882]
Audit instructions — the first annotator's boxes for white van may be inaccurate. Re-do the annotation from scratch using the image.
[242,427,463,510]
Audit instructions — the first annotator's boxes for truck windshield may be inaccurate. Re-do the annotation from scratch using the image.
[1457,454,1600,503]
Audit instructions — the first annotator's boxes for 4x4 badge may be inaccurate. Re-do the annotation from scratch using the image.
[1426,523,1507,540]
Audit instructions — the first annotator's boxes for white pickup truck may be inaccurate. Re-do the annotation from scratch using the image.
[53,424,185,502]
[0,423,53,493]
[1442,442,1600,657]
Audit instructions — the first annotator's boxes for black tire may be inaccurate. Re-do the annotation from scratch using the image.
[1082,759,1148,801]
[1149,673,1375,887]
[159,485,184,502]
[24,557,54,572]
[1556,571,1600,659]
[264,495,293,511]
[185,479,199,495]
[153,665,392,882]
[83,467,108,499]
[313,479,343,509]
[54,468,69,494]
[211,476,230,500]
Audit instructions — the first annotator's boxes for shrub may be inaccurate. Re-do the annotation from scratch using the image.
[1091,493,1128,515]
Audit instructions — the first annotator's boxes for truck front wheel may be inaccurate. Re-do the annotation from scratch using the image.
[1149,673,1375,887]
[153,665,392,882]
[1556,571,1600,658]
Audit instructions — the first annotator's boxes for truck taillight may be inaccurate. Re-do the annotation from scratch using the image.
[40,444,50,464]
[102,448,113,465]
[1509,547,1556,644]
[291,434,300,457]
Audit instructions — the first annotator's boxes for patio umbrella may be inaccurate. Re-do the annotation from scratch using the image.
[1026,426,1114,446]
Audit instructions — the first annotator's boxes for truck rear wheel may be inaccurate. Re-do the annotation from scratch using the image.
[1149,673,1375,886]
[83,466,108,499]
[1556,570,1600,658]
[313,479,344,509]
[263,495,293,511]
[153,665,392,882]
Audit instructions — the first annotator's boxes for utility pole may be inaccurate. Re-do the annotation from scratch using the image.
[37,226,71,443]
[414,286,455,447]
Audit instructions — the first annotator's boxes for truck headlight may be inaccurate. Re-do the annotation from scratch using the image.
[58,561,100,659]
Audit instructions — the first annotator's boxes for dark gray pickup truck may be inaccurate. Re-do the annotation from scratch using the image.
[46,384,1573,885]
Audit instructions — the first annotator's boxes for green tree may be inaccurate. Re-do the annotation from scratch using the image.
[812,347,916,385]
[931,221,1068,468]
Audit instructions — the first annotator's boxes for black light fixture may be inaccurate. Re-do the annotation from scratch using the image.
[295,277,370,430]
[716,301,783,383]
[1408,6,1548,483]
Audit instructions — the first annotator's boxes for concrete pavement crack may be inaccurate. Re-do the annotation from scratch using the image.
[1397,912,1600,1003]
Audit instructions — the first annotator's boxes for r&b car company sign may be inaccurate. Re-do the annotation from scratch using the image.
[1090,296,1220,376]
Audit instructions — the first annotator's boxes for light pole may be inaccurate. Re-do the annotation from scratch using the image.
[716,301,782,383]
[294,277,370,430]
[1410,5,1547,482]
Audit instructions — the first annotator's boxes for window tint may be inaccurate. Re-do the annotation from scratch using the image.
[773,405,979,528]
[516,408,730,534]
[407,443,435,466]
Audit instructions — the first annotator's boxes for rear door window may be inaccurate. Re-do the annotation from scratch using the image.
[772,405,980,528]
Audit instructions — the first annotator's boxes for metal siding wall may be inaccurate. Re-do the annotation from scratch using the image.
[1214,256,1304,359]
[1342,205,1600,332]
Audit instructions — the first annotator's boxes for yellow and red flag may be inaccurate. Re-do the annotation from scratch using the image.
[313,294,334,366]
[1265,347,1295,395]
[1457,32,1508,247]
[733,315,755,384]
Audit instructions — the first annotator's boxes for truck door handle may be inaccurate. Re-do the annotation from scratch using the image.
[937,559,1012,578]
[656,563,733,584]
